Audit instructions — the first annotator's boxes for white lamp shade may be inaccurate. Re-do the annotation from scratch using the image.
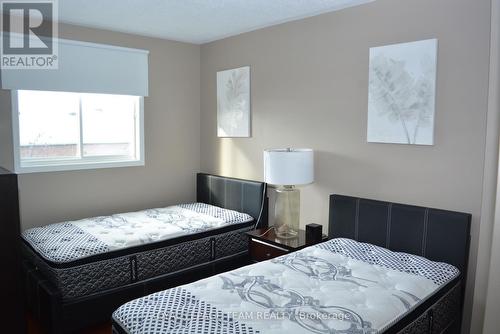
[264,149,314,185]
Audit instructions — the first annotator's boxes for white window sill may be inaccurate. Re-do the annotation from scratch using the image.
[15,159,145,174]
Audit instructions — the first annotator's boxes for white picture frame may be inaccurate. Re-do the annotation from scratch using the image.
[367,39,438,145]
[217,66,251,138]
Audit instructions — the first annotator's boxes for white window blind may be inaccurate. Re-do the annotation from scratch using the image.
[1,36,149,96]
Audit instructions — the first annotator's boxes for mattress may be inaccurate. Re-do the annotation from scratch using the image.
[22,203,255,300]
[112,238,459,334]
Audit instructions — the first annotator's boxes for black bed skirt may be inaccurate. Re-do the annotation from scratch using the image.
[24,249,251,333]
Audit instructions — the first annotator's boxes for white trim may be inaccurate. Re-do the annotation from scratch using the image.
[12,91,145,174]
[138,97,146,166]
[77,96,83,157]
[16,159,145,174]
[2,32,150,55]
[55,35,150,55]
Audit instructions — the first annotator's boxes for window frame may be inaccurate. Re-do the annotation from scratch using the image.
[11,90,145,174]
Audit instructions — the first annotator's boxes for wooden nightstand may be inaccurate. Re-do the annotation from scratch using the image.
[246,228,328,262]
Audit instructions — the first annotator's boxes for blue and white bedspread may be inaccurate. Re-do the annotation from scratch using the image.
[113,238,459,334]
[22,203,253,264]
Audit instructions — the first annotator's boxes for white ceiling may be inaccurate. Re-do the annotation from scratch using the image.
[57,0,375,44]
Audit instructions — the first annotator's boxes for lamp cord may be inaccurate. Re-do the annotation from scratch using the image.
[254,183,268,230]
[256,226,275,237]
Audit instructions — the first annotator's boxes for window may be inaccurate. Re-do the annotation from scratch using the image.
[13,90,144,173]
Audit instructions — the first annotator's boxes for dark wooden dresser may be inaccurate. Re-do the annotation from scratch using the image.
[0,168,25,333]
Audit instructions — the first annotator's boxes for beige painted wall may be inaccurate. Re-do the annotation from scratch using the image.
[482,0,500,332]
[0,23,201,229]
[200,0,491,332]
[0,90,13,170]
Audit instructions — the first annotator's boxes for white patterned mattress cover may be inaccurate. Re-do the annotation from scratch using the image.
[113,238,459,334]
[22,203,253,265]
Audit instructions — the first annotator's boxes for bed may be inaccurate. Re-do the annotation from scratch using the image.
[112,194,471,334]
[22,173,268,333]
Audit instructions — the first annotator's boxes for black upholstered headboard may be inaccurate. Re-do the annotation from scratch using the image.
[329,195,471,278]
[197,173,268,228]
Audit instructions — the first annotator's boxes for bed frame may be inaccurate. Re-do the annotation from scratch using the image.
[329,194,471,334]
[23,173,268,333]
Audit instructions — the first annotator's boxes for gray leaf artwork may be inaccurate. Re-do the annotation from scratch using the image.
[367,39,438,145]
[217,66,251,137]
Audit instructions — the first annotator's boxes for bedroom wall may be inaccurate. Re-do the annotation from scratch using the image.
[0,23,201,230]
[0,90,13,171]
[482,0,500,332]
[199,0,491,333]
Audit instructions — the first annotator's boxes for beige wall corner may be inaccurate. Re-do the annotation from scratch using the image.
[200,0,491,332]
[0,90,14,171]
[481,0,500,332]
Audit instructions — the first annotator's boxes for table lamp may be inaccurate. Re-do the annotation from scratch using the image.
[264,148,314,239]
